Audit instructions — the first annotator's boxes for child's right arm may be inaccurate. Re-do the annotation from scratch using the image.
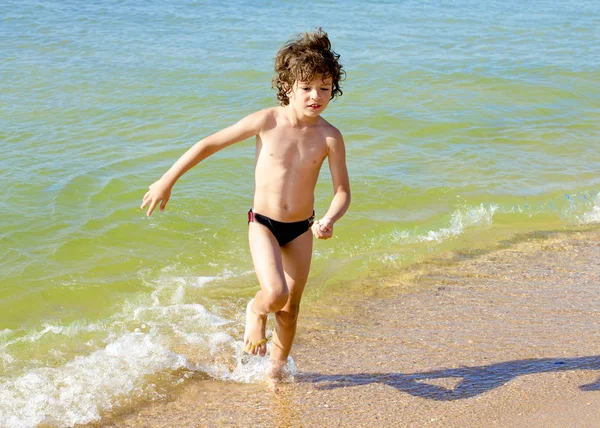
[141,109,268,216]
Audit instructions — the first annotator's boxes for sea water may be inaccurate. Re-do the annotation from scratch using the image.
[1,0,599,425]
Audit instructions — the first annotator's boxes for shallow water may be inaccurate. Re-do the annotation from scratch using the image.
[104,228,600,427]
[1,0,599,425]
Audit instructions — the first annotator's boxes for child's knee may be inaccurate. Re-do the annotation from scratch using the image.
[264,288,289,312]
[276,303,300,327]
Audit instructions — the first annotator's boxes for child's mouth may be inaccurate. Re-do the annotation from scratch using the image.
[308,104,321,109]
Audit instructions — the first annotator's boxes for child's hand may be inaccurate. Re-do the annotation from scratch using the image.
[141,179,172,216]
[311,217,334,240]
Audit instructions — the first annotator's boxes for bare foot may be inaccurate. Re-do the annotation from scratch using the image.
[269,359,287,379]
[267,360,287,392]
[267,376,280,393]
[243,299,268,356]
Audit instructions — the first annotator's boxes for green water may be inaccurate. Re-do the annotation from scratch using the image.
[1,0,599,425]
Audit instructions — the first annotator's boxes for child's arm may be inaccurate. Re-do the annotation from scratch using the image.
[312,131,351,239]
[141,110,268,216]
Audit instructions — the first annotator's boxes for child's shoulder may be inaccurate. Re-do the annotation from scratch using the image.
[237,107,279,134]
[318,116,344,140]
[247,107,279,122]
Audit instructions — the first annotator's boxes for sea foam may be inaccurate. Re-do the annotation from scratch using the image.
[0,333,189,427]
[417,204,498,243]
[579,205,600,224]
[0,264,260,427]
[575,192,600,225]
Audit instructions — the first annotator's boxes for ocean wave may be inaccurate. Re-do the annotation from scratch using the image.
[0,322,105,352]
[382,203,498,246]
[574,192,600,225]
[0,333,189,427]
[578,205,600,224]
[416,204,498,243]
[0,262,268,426]
[0,308,265,427]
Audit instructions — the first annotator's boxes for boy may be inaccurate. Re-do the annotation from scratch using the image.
[141,28,350,376]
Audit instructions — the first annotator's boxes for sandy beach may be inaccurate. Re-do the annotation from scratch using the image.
[95,227,600,427]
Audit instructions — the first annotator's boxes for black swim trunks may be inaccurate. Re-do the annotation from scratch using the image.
[248,209,315,247]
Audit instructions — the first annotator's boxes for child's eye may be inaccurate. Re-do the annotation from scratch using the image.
[301,87,310,91]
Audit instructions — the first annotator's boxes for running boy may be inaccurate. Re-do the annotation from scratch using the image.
[141,28,350,374]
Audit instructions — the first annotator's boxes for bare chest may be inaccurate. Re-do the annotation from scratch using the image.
[258,128,328,168]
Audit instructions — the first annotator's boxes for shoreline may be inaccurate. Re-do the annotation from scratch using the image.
[99,226,600,427]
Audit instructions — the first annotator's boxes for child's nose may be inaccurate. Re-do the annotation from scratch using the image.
[310,89,319,99]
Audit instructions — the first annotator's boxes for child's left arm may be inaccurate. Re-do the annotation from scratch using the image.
[312,131,351,240]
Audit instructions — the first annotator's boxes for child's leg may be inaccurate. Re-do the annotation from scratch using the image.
[270,230,313,366]
[245,222,289,356]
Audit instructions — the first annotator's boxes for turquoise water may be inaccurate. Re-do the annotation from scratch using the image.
[1,0,599,425]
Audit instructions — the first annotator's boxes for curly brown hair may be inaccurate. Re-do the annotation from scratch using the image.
[272,28,345,106]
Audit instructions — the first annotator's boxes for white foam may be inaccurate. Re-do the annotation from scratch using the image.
[378,204,498,248]
[417,204,498,243]
[152,267,243,290]
[208,332,236,354]
[204,346,297,384]
[228,355,273,383]
[171,284,185,304]
[380,253,401,264]
[579,205,600,224]
[133,303,230,327]
[575,193,600,225]
[0,290,242,426]
[0,352,14,369]
[193,275,220,288]
[140,266,253,310]
[391,229,411,243]
[0,333,189,427]
[0,266,274,426]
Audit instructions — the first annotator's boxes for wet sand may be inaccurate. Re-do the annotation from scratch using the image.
[99,227,600,427]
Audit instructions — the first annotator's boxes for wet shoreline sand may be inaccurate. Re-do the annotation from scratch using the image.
[101,227,600,427]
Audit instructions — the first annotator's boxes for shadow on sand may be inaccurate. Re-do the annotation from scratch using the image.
[299,355,600,401]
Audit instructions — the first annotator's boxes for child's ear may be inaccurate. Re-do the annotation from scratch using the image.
[286,87,294,100]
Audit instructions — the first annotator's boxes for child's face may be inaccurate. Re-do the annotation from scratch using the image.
[288,76,333,117]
